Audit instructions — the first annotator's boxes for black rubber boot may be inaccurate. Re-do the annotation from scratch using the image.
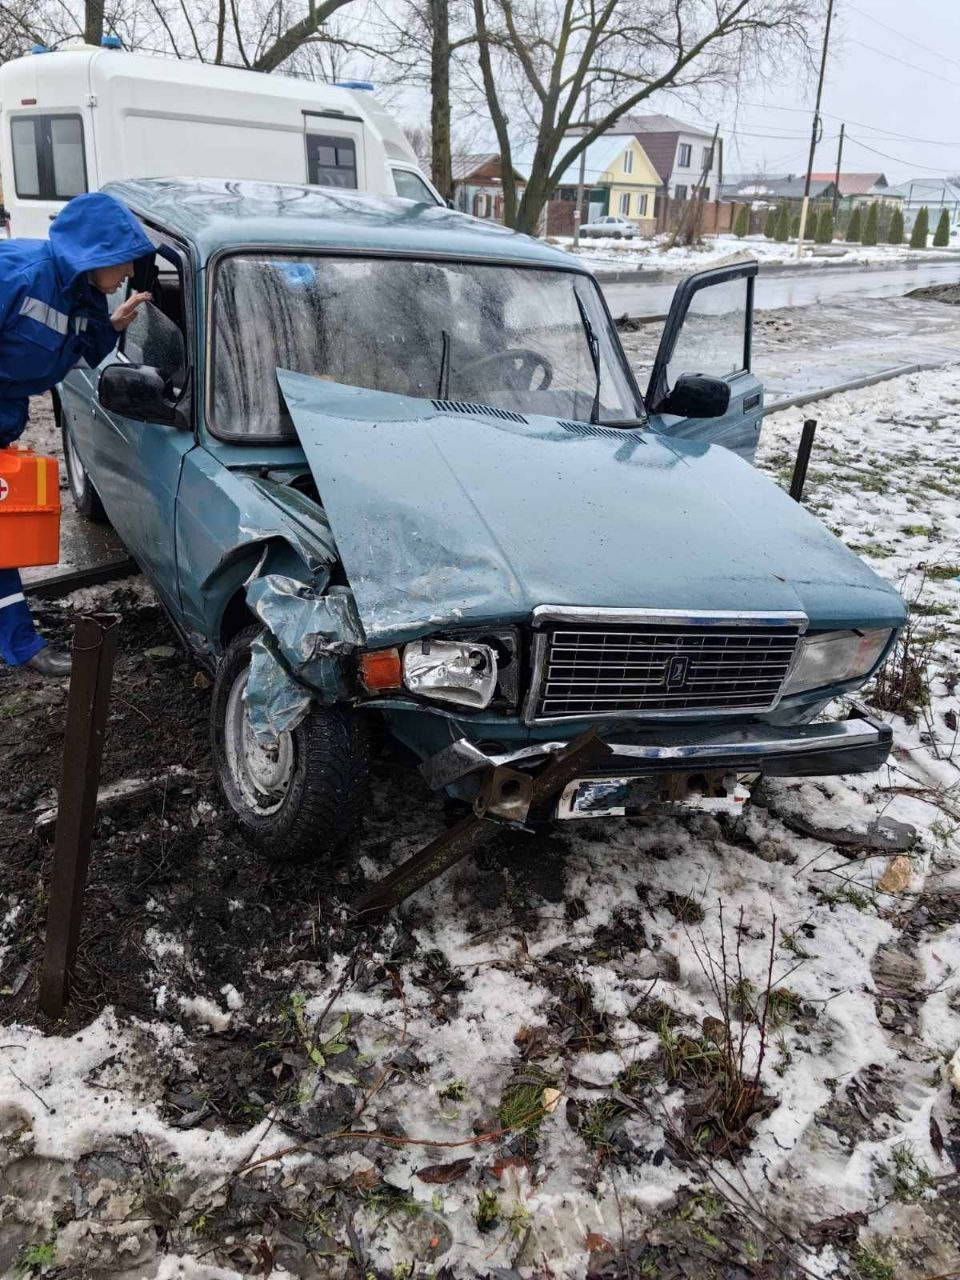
[25,646,72,676]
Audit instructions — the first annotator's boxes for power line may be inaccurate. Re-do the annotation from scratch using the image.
[842,1,960,74]
[848,38,960,90]
[844,134,960,176]
[730,101,960,149]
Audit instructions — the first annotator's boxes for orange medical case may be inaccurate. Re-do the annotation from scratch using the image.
[0,445,61,569]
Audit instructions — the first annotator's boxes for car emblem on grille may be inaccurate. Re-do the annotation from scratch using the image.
[665,655,691,689]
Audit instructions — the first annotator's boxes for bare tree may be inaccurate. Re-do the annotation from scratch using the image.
[472,0,819,234]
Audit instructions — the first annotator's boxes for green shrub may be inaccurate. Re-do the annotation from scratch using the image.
[734,205,749,238]
[790,212,801,238]
[846,206,862,242]
[815,208,834,243]
[933,208,950,246]
[763,206,777,237]
[775,204,791,242]
[887,206,904,245]
[910,206,929,249]
[862,203,879,245]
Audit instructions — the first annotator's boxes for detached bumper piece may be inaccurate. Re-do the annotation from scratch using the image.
[421,717,893,791]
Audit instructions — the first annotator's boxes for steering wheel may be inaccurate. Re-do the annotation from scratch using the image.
[457,348,553,392]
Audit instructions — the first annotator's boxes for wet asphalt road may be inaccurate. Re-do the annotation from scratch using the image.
[601,259,960,318]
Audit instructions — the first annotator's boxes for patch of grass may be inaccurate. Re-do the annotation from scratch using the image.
[13,1238,55,1277]
[820,885,875,912]
[361,1185,421,1221]
[498,1067,557,1138]
[580,1098,631,1156]
[630,998,680,1033]
[663,892,705,924]
[507,1201,532,1238]
[475,1189,500,1233]
[911,601,954,617]
[900,525,932,537]
[890,1142,936,1202]
[438,1079,467,1102]
[766,987,806,1028]
[925,564,960,580]
[659,1024,723,1090]
[854,1246,896,1280]
[870,619,943,723]
[780,931,810,959]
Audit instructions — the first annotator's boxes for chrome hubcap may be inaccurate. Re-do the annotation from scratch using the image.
[224,670,295,814]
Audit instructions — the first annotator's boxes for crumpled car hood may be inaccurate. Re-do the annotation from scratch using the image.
[278,371,906,646]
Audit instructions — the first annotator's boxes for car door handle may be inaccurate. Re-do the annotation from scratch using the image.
[743,393,761,411]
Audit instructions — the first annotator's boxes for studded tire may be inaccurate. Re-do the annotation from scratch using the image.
[211,626,370,863]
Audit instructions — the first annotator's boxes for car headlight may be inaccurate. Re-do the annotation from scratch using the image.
[780,628,891,697]
[402,639,498,709]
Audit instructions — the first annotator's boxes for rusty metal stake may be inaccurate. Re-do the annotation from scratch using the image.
[789,418,817,503]
[39,615,119,1019]
[355,730,612,920]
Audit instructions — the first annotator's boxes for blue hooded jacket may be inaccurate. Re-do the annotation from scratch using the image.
[0,192,155,445]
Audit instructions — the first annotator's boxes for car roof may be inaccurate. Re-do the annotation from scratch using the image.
[104,178,578,269]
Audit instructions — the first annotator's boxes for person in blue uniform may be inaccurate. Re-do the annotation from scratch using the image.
[0,191,154,675]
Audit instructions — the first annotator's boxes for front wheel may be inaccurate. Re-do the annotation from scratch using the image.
[210,626,370,862]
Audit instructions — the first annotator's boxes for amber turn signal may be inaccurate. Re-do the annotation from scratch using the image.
[359,647,403,691]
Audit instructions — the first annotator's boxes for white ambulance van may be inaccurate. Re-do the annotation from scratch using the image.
[0,42,440,238]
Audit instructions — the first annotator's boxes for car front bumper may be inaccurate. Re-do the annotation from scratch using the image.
[420,716,892,791]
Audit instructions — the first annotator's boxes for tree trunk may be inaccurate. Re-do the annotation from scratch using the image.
[84,0,104,46]
[429,0,453,202]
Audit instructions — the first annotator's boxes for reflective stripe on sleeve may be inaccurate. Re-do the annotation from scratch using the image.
[20,296,70,335]
[0,591,26,610]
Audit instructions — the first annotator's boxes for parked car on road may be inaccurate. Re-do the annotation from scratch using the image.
[58,178,906,861]
[579,214,637,239]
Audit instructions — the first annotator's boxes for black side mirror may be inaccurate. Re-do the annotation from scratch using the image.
[98,363,186,427]
[655,373,731,419]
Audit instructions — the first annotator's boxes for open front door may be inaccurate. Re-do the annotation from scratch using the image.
[645,262,763,462]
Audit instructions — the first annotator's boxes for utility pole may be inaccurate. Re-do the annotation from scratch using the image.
[797,0,835,257]
[574,82,592,244]
[831,122,844,221]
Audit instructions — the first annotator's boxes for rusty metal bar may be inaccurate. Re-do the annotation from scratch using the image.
[39,614,119,1018]
[355,730,612,920]
[789,418,817,503]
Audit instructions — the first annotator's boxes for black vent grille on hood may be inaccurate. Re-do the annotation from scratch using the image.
[557,420,627,439]
[432,399,527,424]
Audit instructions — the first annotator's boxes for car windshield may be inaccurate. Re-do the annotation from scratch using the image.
[211,254,642,438]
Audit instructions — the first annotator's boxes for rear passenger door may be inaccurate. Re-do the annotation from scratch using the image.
[645,262,764,462]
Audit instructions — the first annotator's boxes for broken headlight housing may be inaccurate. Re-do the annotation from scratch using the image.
[780,628,891,697]
[402,638,498,709]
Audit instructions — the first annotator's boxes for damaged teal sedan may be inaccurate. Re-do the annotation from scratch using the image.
[57,178,906,861]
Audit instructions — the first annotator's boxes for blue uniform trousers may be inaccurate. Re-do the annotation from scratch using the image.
[0,568,44,665]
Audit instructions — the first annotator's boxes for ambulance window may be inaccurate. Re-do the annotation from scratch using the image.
[50,117,86,198]
[392,168,438,204]
[306,134,357,189]
[10,114,86,200]
[11,119,41,198]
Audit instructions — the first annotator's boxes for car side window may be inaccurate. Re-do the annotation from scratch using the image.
[122,267,188,391]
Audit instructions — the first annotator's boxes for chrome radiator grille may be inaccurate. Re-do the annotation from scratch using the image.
[531,620,802,720]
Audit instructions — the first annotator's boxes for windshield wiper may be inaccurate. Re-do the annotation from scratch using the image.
[573,288,602,424]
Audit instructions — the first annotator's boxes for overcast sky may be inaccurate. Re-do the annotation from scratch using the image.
[379,0,960,187]
[656,0,960,184]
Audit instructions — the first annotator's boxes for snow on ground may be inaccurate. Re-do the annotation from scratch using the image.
[554,231,960,276]
[3,371,960,1277]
